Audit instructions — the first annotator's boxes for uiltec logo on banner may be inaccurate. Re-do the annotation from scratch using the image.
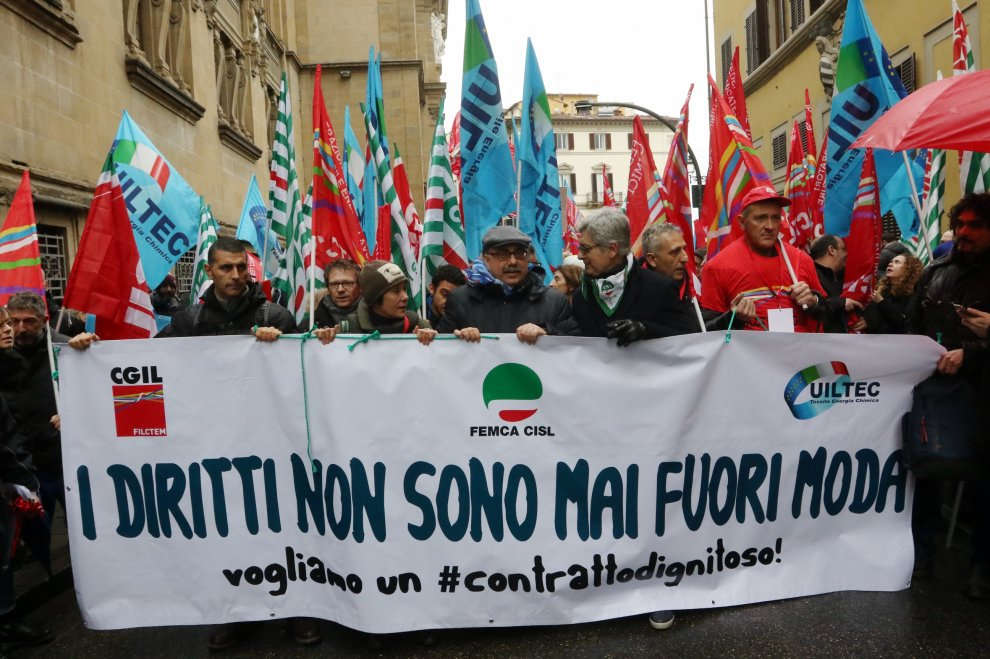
[784,361,880,420]
[110,365,166,437]
[471,363,555,437]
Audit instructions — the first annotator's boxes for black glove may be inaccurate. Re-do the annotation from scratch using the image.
[605,319,647,347]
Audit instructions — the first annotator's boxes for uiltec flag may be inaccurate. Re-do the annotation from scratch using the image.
[364,48,421,307]
[312,65,370,268]
[825,0,923,237]
[63,152,155,339]
[268,73,302,246]
[189,201,219,304]
[0,170,45,304]
[518,38,563,277]
[361,144,379,252]
[953,2,990,194]
[235,175,282,279]
[724,46,752,141]
[626,116,663,247]
[460,0,515,259]
[842,149,883,306]
[423,97,469,278]
[106,112,199,289]
[700,76,773,257]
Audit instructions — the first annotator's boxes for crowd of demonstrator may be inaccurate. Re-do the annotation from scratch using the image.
[1,188,988,651]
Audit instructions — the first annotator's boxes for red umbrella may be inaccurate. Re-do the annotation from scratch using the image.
[851,69,990,152]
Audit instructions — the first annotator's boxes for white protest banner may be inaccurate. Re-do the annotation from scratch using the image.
[57,332,941,632]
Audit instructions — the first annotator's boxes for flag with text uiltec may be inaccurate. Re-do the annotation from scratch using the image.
[364,48,421,308]
[785,121,815,249]
[953,2,990,194]
[825,0,923,238]
[312,65,371,269]
[189,201,218,305]
[423,97,469,278]
[391,143,423,261]
[724,46,752,141]
[700,75,772,257]
[106,111,200,289]
[626,116,663,247]
[842,149,883,306]
[0,170,45,305]
[460,0,515,259]
[63,152,155,339]
[235,175,282,279]
[518,38,563,278]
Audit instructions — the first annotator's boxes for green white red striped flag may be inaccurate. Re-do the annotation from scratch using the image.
[272,182,320,326]
[953,1,990,194]
[391,142,423,260]
[422,98,468,280]
[189,200,219,304]
[906,147,944,265]
[268,73,302,241]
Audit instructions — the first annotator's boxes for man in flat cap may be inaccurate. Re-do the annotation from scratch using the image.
[438,225,577,343]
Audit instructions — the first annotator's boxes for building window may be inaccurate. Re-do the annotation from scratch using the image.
[589,133,611,151]
[721,38,733,83]
[810,0,827,12]
[771,130,788,171]
[37,225,68,305]
[893,53,916,94]
[798,120,810,154]
[789,0,805,31]
[555,133,573,151]
[745,0,771,74]
[175,248,197,301]
[569,173,577,193]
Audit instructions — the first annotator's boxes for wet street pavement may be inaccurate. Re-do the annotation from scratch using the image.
[13,541,990,658]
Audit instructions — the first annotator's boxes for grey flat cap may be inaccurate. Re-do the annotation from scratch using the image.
[482,225,532,251]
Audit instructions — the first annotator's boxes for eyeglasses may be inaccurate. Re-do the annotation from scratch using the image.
[328,280,358,288]
[485,247,529,261]
[577,243,599,256]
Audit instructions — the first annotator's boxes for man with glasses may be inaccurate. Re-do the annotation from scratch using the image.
[314,258,362,329]
[438,225,577,343]
[572,208,695,346]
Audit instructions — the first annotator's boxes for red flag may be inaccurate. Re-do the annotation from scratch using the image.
[625,116,663,246]
[0,171,45,305]
[785,121,815,248]
[842,149,883,307]
[563,187,581,255]
[63,162,155,339]
[448,111,466,230]
[372,205,392,261]
[312,65,370,268]
[724,47,752,141]
[391,144,422,260]
[809,129,828,241]
[601,164,616,207]
[700,76,773,258]
[803,89,817,161]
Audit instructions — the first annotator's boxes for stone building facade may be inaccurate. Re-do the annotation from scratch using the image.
[1,0,446,301]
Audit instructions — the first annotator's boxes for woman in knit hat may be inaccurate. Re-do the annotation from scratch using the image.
[336,261,437,344]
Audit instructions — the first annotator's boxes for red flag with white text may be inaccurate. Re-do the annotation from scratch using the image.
[724,47,752,141]
[842,149,883,307]
[625,116,663,246]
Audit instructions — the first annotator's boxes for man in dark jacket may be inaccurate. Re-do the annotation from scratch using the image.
[157,237,297,338]
[313,258,361,328]
[438,226,577,343]
[907,192,990,597]
[150,274,181,317]
[0,292,67,522]
[810,234,863,333]
[573,208,695,345]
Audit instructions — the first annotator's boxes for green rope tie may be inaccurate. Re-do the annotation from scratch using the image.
[51,345,60,382]
[724,310,737,344]
[337,332,501,352]
[936,331,943,346]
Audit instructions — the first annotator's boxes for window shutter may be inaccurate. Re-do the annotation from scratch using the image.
[591,173,598,203]
[798,121,809,154]
[607,173,614,190]
[810,0,826,12]
[896,54,916,94]
[745,13,756,74]
[789,0,805,31]
[569,173,577,193]
[772,132,788,170]
[628,133,633,149]
[605,133,612,150]
[721,38,732,84]
[589,134,595,149]
[568,133,574,150]
[756,0,771,65]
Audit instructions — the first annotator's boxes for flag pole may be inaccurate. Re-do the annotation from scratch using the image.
[691,296,707,333]
[778,236,808,310]
[45,323,61,412]
[308,231,316,331]
[902,150,934,264]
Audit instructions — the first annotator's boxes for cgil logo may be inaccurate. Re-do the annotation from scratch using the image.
[783,361,880,420]
[110,365,167,438]
[471,363,555,438]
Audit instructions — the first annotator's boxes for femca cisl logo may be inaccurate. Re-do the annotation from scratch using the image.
[110,365,167,437]
[483,363,542,421]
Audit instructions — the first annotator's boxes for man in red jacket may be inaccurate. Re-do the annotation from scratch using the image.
[701,186,825,332]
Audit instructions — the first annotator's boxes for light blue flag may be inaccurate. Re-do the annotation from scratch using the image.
[111,111,201,288]
[825,0,924,237]
[518,39,562,282]
[362,146,379,252]
[235,175,282,278]
[342,105,366,225]
[460,0,516,259]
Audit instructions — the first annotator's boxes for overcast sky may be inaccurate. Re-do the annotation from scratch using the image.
[440,0,714,172]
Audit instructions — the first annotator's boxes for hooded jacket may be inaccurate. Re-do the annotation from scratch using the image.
[157,282,297,337]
